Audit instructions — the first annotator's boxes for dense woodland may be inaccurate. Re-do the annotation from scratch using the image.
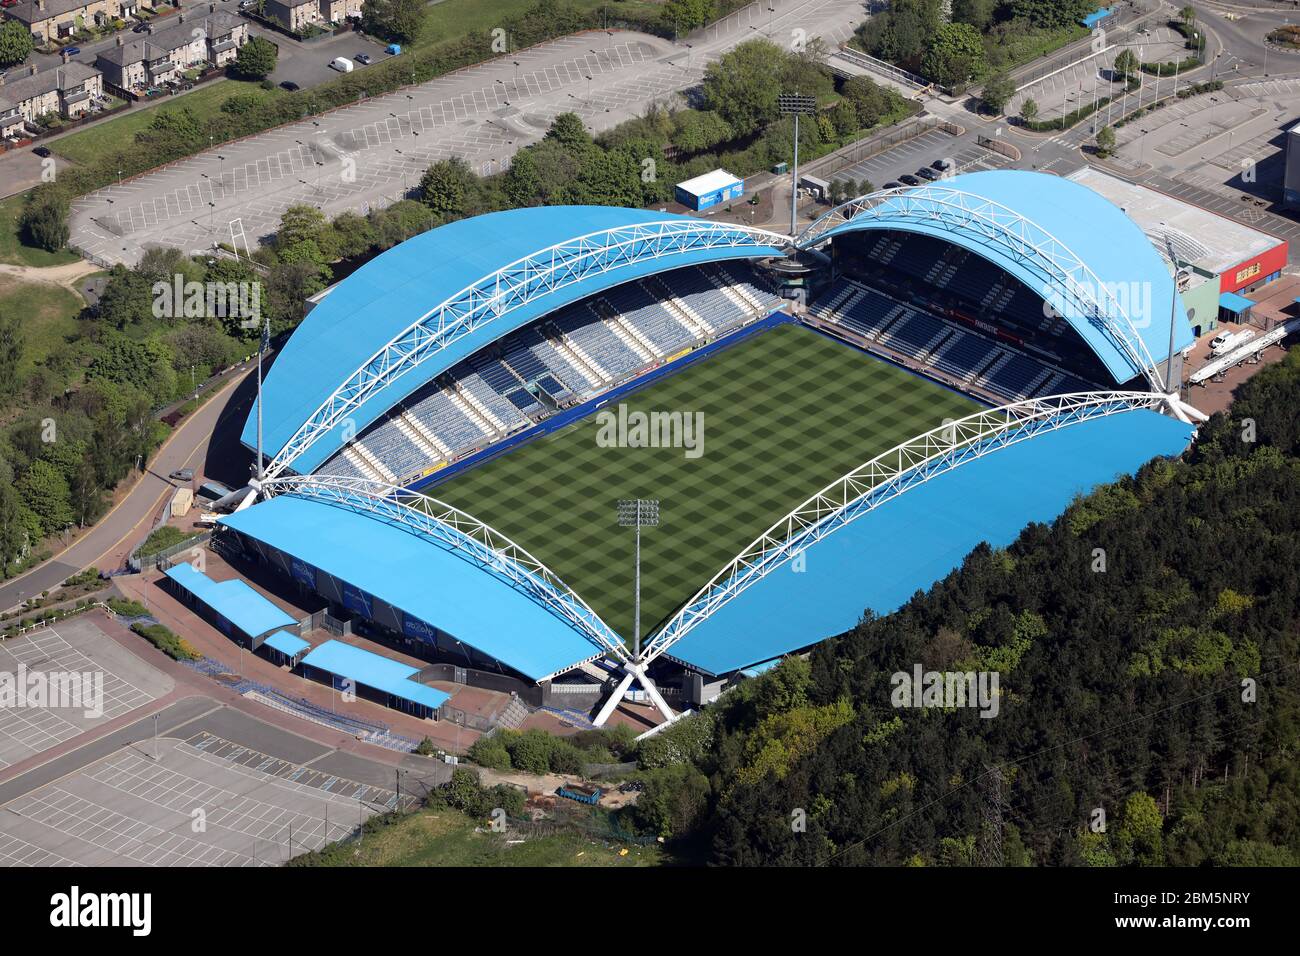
[628,352,1300,866]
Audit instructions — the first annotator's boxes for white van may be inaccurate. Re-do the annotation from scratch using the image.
[330,57,354,73]
[1209,329,1255,356]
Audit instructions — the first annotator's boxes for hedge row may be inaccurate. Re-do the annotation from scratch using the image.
[130,621,201,660]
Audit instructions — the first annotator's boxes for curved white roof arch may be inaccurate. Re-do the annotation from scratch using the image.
[642,390,1168,664]
[795,175,1184,390]
[261,217,789,480]
[255,474,631,664]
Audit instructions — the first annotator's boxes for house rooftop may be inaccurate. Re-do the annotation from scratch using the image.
[0,62,100,111]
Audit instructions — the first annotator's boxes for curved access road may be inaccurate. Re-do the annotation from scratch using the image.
[0,364,255,614]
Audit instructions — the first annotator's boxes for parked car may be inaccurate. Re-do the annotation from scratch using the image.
[133,22,149,32]
[386,44,401,55]
[32,146,51,158]
[169,468,195,482]
[884,181,903,189]
[0,0,19,8]
[899,174,922,186]
[355,53,372,65]
[63,46,81,56]
[932,157,954,171]
[917,167,939,180]
[279,80,300,91]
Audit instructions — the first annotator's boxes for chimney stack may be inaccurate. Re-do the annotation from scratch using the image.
[209,2,215,11]
[178,12,184,22]
[115,35,123,47]
[30,64,39,76]
[61,51,69,64]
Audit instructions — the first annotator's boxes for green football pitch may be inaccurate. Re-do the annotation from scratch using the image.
[431,323,981,643]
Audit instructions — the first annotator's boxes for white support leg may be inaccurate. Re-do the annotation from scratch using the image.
[1174,398,1210,423]
[632,664,676,724]
[592,670,636,727]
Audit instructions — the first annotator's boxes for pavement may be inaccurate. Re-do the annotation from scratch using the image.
[0,609,451,865]
[69,0,867,264]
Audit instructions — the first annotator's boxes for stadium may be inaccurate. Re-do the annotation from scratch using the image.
[206,169,1204,728]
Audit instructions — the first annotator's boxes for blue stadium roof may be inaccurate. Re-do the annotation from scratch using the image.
[263,629,309,657]
[243,206,785,475]
[218,493,604,681]
[163,563,297,639]
[300,639,450,710]
[806,170,1195,383]
[666,408,1195,675]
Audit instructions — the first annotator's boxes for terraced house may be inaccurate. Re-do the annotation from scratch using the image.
[1,0,126,45]
[94,9,248,92]
[0,62,103,138]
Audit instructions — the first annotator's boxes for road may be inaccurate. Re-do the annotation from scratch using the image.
[0,364,253,614]
[69,0,867,265]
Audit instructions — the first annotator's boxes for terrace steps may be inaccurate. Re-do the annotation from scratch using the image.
[451,381,504,432]
[586,302,655,364]
[345,443,394,483]
[400,409,453,459]
[552,327,612,385]
[701,263,759,315]
[395,413,445,462]
[644,275,713,335]
[594,299,659,361]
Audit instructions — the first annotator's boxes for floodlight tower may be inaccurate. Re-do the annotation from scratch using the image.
[779,93,817,237]
[617,498,659,659]
[1162,232,1189,396]
[592,499,674,727]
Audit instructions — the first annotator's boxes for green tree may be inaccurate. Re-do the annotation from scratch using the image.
[506,729,552,774]
[277,204,328,250]
[1019,97,1039,123]
[265,260,328,334]
[20,186,70,252]
[842,75,898,129]
[1011,0,1092,29]
[360,0,426,45]
[0,312,24,405]
[232,36,278,80]
[96,265,157,330]
[981,73,1016,114]
[0,18,35,68]
[1095,125,1116,157]
[0,482,40,574]
[16,459,74,537]
[1114,792,1165,866]
[88,333,176,405]
[661,0,710,34]
[418,157,478,221]
[545,111,593,151]
[672,110,735,154]
[330,211,378,260]
[1113,49,1139,79]
[702,39,786,136]
[921,21,986,87]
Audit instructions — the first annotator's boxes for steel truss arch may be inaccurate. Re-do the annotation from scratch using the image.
[255,474,630,667]
[795,186,1165,390]
[264,220,790,480]
[643,391,1169,664]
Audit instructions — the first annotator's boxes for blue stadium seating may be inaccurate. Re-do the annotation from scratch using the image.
[551,304,645,379]
[811,278,1103,405]
[316,263,780,481]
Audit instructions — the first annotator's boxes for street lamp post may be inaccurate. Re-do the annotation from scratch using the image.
[778,92,816,237]
[617,499,659,660]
